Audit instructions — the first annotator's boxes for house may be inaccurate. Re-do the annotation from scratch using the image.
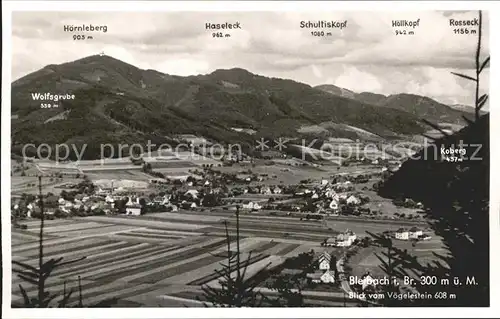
[329,198,339,211]
[318,251,332,270]
[395,228,410,240]
[177,134,208,147]
[346,195,361,205]
[25,204,37,218]
[409,227,423,239]
[63,201,73,210]
[325,188,337,199]
[335,234,352,247]
[58,198,66,205]
[235,174,252,183]
[334,230,357,247]
[185,189,199,199]
[125,197,141,215]
[307,270,335,284]
[124,205,141,216]
[242,201,262,211]
[261,186,272,195]
[105,195,115,204]
[345,229,357,242]
[321,179,329,186]
[320,270,336,284]
[162,195,171,205]
[322,237,337,247]
[273,186,282,194]
[311,192,319,199]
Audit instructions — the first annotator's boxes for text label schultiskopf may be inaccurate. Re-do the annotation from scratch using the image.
[300,20,348,29]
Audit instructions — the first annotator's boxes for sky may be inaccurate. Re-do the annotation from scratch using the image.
[11,10,490,106]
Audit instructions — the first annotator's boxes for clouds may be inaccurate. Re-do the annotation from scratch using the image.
[157,58,211,76]
[334,66,384,93]
[11,10,489,105]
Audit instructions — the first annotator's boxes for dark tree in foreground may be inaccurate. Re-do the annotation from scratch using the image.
[199,207,305,307]
[371,10,489,307]
[199,207,266,307]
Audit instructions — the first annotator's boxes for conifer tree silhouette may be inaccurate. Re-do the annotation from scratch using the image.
[199,207,267,306]
[199,206,306,307]
[369,10,489,307]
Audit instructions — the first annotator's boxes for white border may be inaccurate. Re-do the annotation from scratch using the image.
[2,1,499,318]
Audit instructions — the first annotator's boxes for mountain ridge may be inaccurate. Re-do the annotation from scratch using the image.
[11,54,469,159]
[314,84,473,125]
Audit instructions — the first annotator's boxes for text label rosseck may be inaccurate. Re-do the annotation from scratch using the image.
[449,18,479,27]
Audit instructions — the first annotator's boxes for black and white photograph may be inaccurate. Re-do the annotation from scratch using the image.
[2,1,495,315]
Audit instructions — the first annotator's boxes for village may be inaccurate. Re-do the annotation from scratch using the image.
[11,150,440,307]
[10,135,441,307]
[12,159,430,247]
